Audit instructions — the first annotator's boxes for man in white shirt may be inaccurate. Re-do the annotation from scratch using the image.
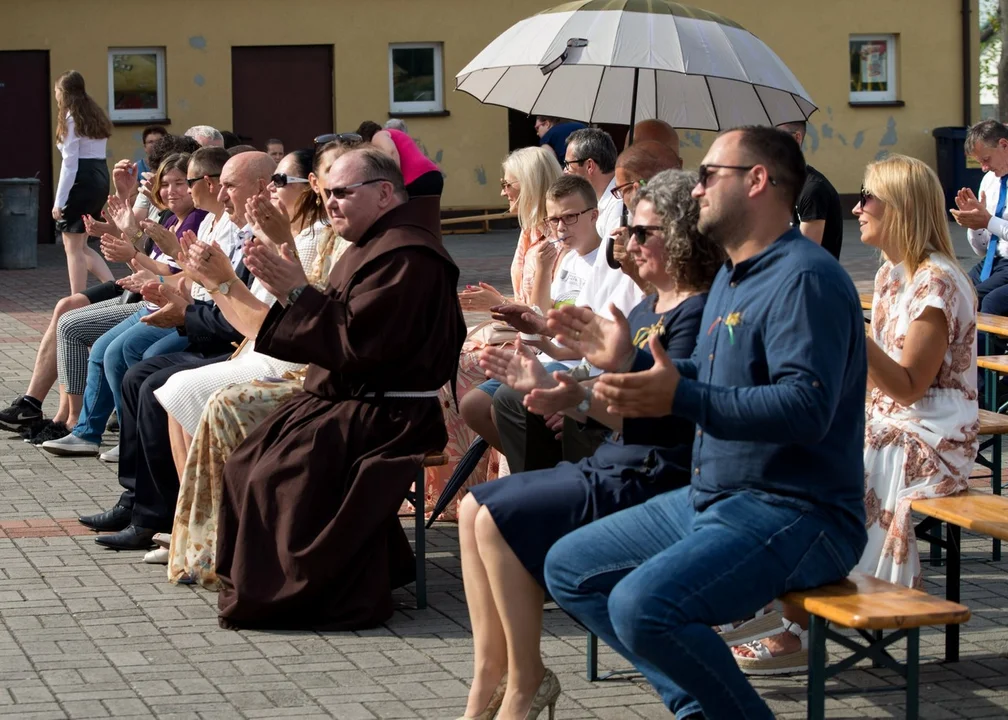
[952,119,1008,315]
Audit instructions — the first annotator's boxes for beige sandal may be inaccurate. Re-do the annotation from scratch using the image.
[733,618,814,676]
[715,607,782,646]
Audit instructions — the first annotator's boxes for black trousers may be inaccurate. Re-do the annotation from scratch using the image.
[492,383,606,473]
[117,352,229,530]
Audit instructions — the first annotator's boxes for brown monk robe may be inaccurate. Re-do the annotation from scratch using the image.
[215,195,465,629]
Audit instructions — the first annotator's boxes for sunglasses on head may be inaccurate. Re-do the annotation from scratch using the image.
[314,132,364,147]
[321,177,389,201]
[189,172,222,186]
[271,173,310,188]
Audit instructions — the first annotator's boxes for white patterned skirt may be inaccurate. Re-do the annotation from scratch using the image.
[153,345,305,435]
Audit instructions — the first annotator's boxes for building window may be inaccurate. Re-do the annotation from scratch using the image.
[107,47,166,122]
[389,43,444,114]
[849,35,898,104]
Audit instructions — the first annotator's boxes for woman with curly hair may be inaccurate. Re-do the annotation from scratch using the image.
[52,70,115,294]
[453,170,724,720]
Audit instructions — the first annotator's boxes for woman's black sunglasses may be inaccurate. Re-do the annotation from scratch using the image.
[271,173,310,188]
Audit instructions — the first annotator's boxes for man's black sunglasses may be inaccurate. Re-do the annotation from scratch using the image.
[697,164,777,188]
[314,132,364,147]
[186,174,219,188]
[321,178,389,200]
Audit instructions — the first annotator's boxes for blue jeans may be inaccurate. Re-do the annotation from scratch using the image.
[544,486,864,720]
[72,307,189,442]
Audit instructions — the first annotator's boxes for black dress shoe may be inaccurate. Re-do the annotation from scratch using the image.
[95,525,157,551]
[79,504,132,532]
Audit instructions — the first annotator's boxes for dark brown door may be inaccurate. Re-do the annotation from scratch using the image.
[0,51,53,242]
[231,46,334,153]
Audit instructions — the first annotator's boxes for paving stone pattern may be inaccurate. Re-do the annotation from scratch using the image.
[0,228,1005,718]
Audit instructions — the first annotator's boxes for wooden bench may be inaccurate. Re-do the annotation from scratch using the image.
[783,573,970,720]
[406,451,449,609]
[911,490,1008,662]
[440,210,514,235]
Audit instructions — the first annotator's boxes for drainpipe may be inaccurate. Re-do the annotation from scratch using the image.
[962,0,972,126]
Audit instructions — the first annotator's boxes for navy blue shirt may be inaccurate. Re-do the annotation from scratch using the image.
[541,121,587,161]
[638,229,867,528]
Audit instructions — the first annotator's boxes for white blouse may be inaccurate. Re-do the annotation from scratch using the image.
[54,114,107,210]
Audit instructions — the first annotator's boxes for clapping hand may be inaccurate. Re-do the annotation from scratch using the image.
[243,236,308,301]
[112,160,139,201]
[139,218,181,257]
[459,282,507,312]
[478,338,555,396]
[525,371,586,416]
[99,232,138,263]
[138,171,155,202]
[547,303,633,371]
[490,303,548,336]
[83,212,119,239]
[592,334,679,418]
[139,280,191,328]
[105,194,141,239]
[180,232,237,289]
[246,190,292,247]
[950,187,992,230]
[116,261,156,293]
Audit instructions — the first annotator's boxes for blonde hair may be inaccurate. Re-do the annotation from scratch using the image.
[863,154,962,279]
[502,146,562,232]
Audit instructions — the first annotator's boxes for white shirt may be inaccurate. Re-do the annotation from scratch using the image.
[190,212,242,302]
[596,177,623,241]
[54,115,107,209]
[574,247,646,321]
[543,246,599,368]
[967,170,1008,259]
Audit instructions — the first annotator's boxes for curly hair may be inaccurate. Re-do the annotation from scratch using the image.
[635,169,725,293]
[55,71,112,142]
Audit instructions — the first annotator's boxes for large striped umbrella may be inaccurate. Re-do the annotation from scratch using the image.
[455,0,816,131]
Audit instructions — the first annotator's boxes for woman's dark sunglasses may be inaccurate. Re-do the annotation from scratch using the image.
[271,173,310,188]
[628,224,664,244]
[860,185,873,207]
[185,174,219,188]
[314,132,363,147]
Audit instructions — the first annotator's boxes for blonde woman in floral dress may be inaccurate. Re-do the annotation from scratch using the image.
[423,146,563,521]
[733,154,978,675]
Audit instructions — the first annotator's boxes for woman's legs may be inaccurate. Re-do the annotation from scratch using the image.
[473,504,548,719]
[62,231,112,294]
[460,390,503,451]
[458,494,508,717]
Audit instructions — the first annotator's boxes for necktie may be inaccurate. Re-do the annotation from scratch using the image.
[979,175,1008,281]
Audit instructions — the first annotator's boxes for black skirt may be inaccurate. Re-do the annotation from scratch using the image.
[469,440,688,587]
[56,158,110,234]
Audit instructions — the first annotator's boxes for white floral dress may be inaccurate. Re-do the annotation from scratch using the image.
[856,253,978,587]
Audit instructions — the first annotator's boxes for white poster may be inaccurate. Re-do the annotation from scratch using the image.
[860,43,887,85]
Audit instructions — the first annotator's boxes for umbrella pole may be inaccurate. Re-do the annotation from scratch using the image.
[606,68,639,269]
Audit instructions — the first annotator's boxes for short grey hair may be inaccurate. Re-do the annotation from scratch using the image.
[384,119,409,133]
[635,169,725,291]
[343,147,407,196]
[566,128,617,173]
[185,125,225,148]
[965,119,1008,156]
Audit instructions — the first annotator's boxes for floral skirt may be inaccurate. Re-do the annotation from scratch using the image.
[168,373,304,589]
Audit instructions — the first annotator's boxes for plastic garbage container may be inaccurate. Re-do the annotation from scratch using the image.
[0,178,40,269]
[933,127,985,213]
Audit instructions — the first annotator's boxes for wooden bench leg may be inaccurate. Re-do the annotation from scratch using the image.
[586,631,598,681]
[414,467,427,610]
[906,628,919,720]
[807,614,828,720]
[945,522,960,663]
[994,435,1002,562]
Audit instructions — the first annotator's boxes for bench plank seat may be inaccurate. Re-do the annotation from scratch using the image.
[979,408,1008,436]
[912,490,1008,540]
[781,572,970,630]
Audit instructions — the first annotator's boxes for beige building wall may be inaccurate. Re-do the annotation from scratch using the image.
[0,0,981,209]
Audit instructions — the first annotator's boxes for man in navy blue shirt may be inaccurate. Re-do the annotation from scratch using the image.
[544,126,868,720]
[535,115,587,161]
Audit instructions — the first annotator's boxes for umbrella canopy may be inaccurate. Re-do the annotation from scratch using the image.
[455,0,816,131]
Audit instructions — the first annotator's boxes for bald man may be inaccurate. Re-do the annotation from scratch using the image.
[626,119,680,156]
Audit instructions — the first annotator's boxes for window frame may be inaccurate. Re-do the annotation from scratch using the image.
[107,47,167,122]
[848,34,898,104]
[388,42,444,114]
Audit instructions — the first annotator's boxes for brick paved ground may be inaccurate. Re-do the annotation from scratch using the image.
[0,225,1006,719]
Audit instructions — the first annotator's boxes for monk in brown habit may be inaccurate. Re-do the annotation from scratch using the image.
[214,147,465,629]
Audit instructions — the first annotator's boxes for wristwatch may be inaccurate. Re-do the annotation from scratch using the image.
[131,228,144,242]
[575,387,591,414]
[287,284,308,305]
[209,281,231,296]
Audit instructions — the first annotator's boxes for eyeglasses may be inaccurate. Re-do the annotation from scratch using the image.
[185,174,219,188]
[628,224,664,244]
[313,132,363,147]
[545,207,594,228]
[500,178,519,191]
[697,164,777,188]
[562,157,589,171]
[321,178,389,200]
[271,173,310,188]
[859,185,874,208]
[610,179,642,200]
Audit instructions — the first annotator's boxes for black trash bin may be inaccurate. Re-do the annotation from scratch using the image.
[933,127,985,213]
[0,178,40,269]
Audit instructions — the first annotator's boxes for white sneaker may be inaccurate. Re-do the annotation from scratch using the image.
[41,434,100,457]
[143,547,169,564]
[99,444,120,463]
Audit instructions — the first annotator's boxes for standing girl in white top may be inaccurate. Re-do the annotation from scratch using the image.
[52,70,114,294]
